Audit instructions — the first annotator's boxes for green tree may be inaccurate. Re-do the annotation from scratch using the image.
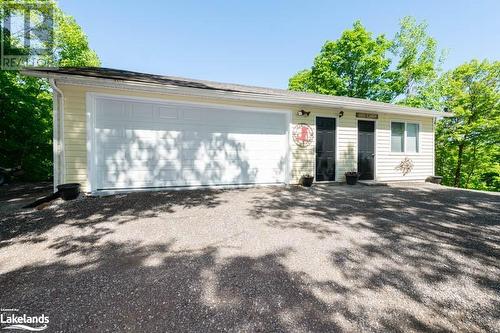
[289,21,394,102]
[0,72,53,180]
[391,16,445,106]
[0,0,100,180]
[54,14,100,67]
[289,18,444,104]
[288,69,313,93]
[435,60,500,190]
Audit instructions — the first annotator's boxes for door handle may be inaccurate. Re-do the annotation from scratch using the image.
[371,154,375,157]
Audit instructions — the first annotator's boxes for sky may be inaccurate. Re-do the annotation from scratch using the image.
[58,0,500,89]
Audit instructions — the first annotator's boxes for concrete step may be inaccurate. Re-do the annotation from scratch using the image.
[358,180,388,186]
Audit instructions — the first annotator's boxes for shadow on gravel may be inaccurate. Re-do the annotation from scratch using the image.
[0,189,227,246]
[1,184,499,331]
[248,184,500,331]
[0,242,346,332]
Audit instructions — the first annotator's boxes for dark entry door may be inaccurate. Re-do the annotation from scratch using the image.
[357,120,375,180]
[315,117,336,181]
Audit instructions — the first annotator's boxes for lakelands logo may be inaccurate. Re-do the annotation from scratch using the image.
[0,309,48,331]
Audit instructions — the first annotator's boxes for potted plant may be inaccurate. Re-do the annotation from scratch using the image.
[57,183,81,200]
[345,171,360,185]
[425,175,443,184]
[300,174,314,187]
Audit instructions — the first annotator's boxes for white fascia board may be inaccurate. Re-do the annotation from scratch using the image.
[23,70,452,118]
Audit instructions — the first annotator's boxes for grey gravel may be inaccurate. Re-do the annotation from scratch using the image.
[0,183,499,332]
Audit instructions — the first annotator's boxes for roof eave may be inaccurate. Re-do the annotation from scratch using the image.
[22,69,453,118]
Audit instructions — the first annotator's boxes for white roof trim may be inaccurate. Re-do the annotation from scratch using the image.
[23,70,452,117]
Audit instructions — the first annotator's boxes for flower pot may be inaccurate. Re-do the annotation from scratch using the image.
[426,176,443,184]
[57,183,80,200]
[300,176,314,187]
[345,175,358,185]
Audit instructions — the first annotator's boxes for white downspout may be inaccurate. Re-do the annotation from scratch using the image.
[50,79,64,192]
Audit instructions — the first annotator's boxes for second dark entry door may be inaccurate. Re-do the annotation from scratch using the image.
[357,120,375,180]
[315,117,336,181]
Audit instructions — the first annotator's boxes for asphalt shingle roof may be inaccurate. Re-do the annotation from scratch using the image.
[24,67,447,115]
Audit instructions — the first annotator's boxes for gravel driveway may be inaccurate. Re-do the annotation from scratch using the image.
[0,183,499,332]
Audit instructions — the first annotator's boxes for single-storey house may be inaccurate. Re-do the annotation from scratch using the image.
[24,67,449,194]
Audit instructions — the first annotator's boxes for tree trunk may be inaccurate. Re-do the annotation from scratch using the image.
[453,142,465,187]
[465,143,478,188]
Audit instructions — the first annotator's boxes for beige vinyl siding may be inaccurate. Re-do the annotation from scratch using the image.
[62,86,88,187]
[290,106,357,182]
[58,84,434,192]
[336,111,357,177]
[375,114,434,181]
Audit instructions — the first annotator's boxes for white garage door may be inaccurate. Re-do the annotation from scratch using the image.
[92,96,289,190]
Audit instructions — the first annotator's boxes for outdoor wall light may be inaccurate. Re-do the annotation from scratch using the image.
[339,110,344,118]
[297,109,311,117]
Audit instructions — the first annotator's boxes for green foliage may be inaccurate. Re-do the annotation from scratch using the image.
[435,60,500,191]
[289,21,394,102]
[0,72,52,180]
[0,0,100,181]
[289,17,444,104]
[288,69,312,93]
[391,16,446,106]
[54,12,100,67]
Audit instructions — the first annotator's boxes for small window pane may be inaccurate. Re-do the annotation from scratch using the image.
[406,123,419,153]
[391,122,405,152]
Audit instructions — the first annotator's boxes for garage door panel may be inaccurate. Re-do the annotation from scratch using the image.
[101,132,180,144]
[96,100,126,121]
[158,106,179,120]
[94,97,288,190]
[115,122,285,136]
[96,129,124,140]
[97,164,286,189]
[98,140,285,156]
[100,148,180,161]
[96,142,288,161]
[98,157,181,170]
[183,150,286,162]
[131,103,154,121]
[143,124,285,135]
[98,155,286,173]
[99,167,285,189]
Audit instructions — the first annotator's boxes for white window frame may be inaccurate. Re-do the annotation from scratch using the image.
[390,120,420,154]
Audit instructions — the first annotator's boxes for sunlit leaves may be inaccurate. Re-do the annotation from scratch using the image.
[289,21,394,102]
[435,60,500,190]
[0,0,100,180]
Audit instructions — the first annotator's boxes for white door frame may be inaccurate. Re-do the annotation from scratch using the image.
[86,92,292,193]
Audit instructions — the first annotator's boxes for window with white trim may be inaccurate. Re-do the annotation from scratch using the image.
[406,123,419,153]
[391,122,419,153]
[391,122,405,152]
